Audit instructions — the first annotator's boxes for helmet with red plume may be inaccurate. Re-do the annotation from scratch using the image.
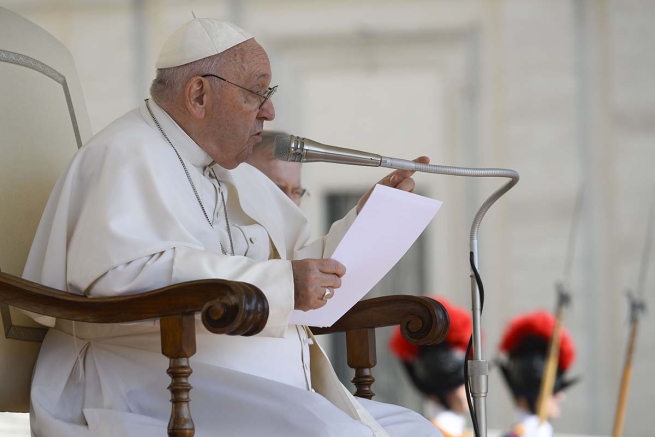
[389,296,472,409]
[498,310,578,413]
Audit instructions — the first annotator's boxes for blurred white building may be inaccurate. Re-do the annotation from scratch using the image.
[1,0,653,436]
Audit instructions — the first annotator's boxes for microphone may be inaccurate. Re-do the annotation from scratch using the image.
[273,135,419,171]
[274,133,520,437]
[273,134,519,233]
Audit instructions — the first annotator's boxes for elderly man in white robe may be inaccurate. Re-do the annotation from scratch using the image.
[23,18,439,437]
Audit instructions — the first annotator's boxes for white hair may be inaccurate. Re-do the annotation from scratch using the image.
[150,54,227,106]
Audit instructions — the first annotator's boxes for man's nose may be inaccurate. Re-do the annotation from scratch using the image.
[259,98,275,121]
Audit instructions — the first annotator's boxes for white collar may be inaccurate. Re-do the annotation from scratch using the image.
[139,99,214,170]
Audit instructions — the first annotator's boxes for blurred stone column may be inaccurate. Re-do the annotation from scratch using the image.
[573,0,619,434]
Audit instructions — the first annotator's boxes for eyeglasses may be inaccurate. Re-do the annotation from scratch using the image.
[290,188,309,202]
[280,186,309,204]
[201,74,277,109]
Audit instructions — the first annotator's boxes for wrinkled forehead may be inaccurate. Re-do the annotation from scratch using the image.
[224,39,272,81]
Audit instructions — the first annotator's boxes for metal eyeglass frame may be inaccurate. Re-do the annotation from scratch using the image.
[291,188,309,202]
[201,74,277,109]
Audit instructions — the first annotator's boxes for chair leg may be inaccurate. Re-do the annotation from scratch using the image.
[161,315,197,437]
[346,328,377,399]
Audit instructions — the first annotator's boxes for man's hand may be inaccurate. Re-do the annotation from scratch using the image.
[356,156,430,214]
[291,258,346,311]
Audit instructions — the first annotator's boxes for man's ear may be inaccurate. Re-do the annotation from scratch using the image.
[185,77,209,120]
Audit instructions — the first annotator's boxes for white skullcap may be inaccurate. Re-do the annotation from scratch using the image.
[155,18,253,69]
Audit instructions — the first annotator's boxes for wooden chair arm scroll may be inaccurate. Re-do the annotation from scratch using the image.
[0,272,268,331]
[310,295,449,399]
[0,271,269,437]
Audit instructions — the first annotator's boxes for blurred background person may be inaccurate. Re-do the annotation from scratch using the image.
[498,310,578,437]
[389,297,472,437]
[246,130,306,206]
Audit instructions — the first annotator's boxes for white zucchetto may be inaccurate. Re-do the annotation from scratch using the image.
[155,18,253,69]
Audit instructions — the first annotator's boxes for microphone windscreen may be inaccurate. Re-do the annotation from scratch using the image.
[273,135,291,161]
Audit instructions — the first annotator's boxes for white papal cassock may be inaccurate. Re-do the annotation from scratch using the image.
[22,100,441,437]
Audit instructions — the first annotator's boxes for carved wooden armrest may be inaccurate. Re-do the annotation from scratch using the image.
[310,295,449,344]
[0,271,269,437]
[0,272,268,335]
[309,295,449,399]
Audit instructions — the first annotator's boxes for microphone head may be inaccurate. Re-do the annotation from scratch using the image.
[273,135,292,161]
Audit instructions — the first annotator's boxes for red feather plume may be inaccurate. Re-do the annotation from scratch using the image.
[388,296,472,362]
[499,310,576,371]
[389,325,420,362]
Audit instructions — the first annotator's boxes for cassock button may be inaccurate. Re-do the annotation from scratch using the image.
[249,237,256,244]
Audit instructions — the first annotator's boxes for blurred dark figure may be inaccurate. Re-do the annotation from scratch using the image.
[390,297,473,437]
[498,310,578,437]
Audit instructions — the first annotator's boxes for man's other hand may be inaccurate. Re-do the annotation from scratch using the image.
[291,258,346,311]
[356,156,430,214]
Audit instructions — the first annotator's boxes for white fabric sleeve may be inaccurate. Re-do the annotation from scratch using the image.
[89,248,294,338]
[87,207,358,338]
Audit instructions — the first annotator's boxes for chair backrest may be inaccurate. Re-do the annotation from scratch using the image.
[0,6,91,412]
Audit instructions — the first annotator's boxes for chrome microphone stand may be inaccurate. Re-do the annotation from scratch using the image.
[278,136,520,437]
[379,158,519,437]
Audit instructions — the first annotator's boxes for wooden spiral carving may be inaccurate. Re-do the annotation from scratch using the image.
[201,282,269,336]
[0,271,272,437]
[311,295,449,346]
[397,296,449,346]
[311,296,449,400]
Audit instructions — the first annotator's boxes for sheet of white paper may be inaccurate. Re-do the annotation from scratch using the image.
[289,184,443,327]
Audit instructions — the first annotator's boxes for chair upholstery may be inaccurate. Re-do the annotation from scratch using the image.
[0,7,449,435]
[0,5,92,412]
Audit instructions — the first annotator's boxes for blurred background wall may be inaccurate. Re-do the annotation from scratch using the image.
[2,0,653,435]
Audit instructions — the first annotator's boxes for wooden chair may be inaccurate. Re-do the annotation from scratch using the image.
[0,7,449,436]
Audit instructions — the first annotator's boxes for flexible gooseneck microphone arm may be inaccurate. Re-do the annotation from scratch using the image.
[275,135,519,437]
[385,160,518,437]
